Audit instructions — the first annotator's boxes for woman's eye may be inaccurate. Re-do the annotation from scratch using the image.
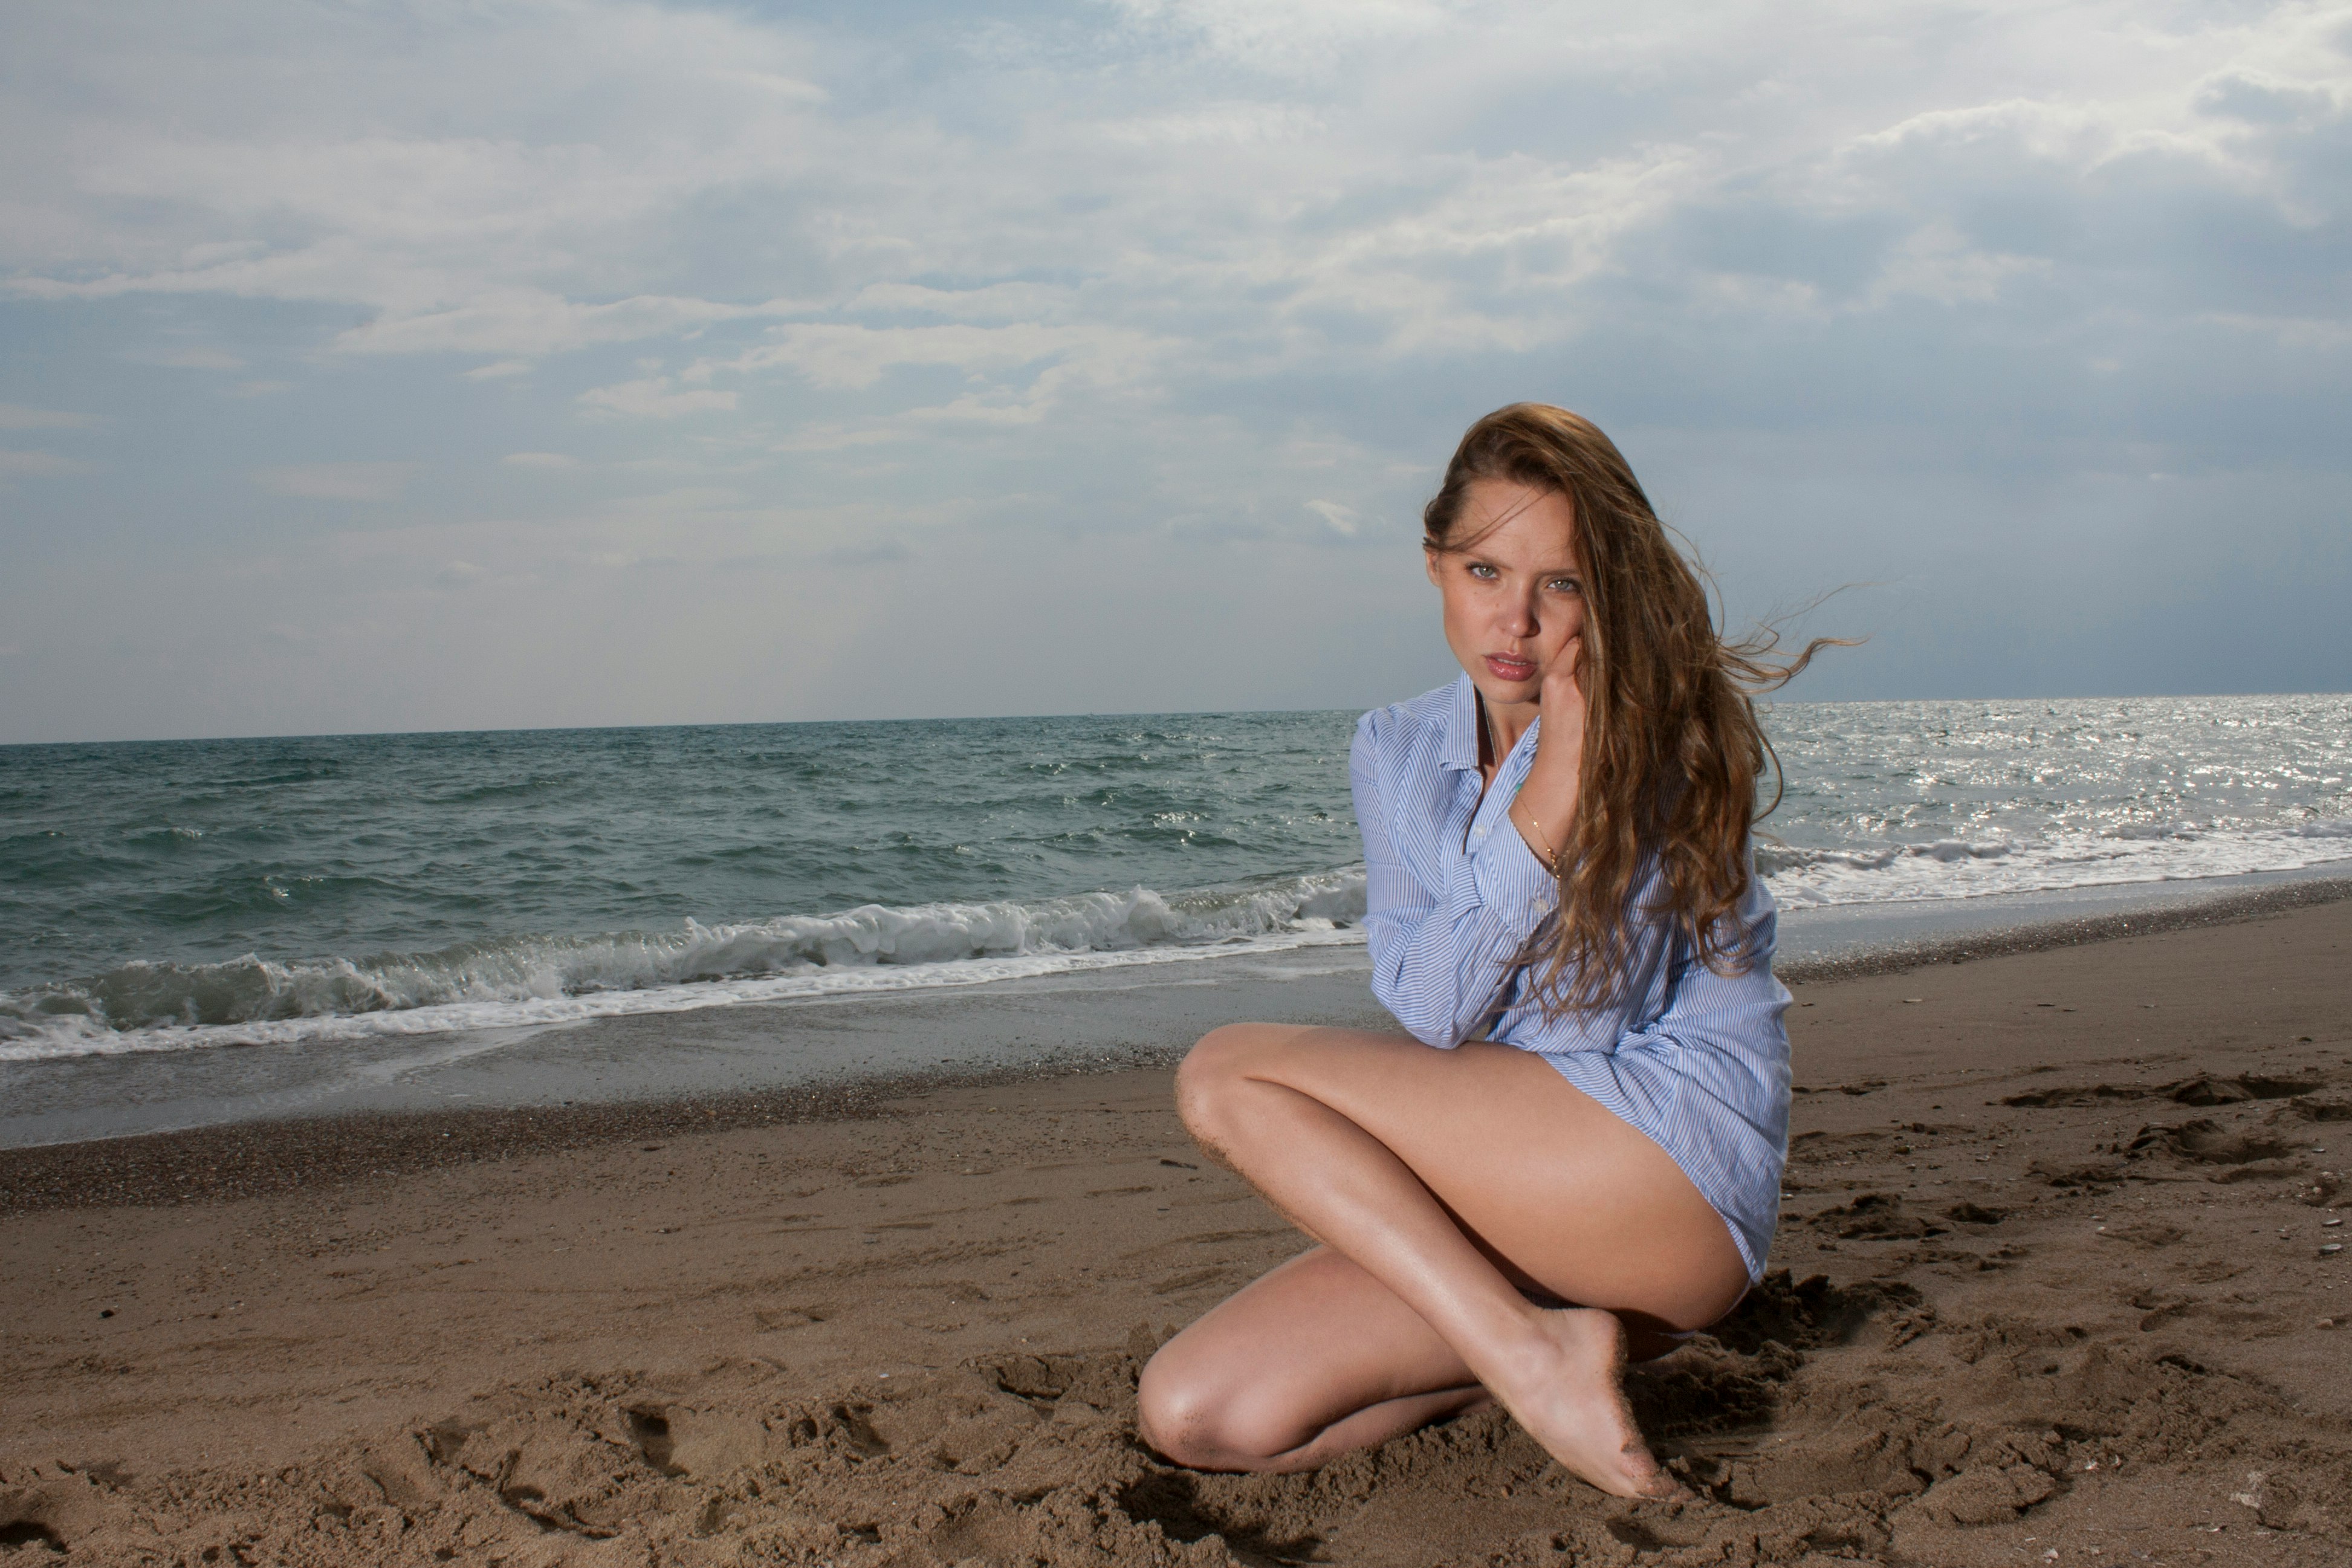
[1467,563,1498,580]
[1548,578,1581,594]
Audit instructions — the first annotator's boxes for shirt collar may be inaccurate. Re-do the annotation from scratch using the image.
[1439,673,1480,773]
[1440,672,1544,777]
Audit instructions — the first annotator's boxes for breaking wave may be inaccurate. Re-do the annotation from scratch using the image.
[1757,817,2352,907]
[0,869,1368,1063]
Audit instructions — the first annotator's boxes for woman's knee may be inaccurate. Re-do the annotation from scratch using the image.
[1135,1343,1235,1467]
[1136,1343,1304,1469]
[1172,1022,1281,1139]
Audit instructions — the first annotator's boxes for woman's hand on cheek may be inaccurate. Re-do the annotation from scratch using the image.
[1509,637,1585,865]
[1536,637,1586,776]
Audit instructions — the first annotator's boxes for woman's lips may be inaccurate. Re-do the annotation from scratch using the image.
[1485,654,1536,682]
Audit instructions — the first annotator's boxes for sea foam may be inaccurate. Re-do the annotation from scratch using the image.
[1758,817,2352,907]
[0,869,1369,1062]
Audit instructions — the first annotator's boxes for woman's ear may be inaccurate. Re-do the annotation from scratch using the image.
[1423,544,1443,587]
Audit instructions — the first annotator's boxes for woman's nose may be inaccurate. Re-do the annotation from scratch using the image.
[1500,592,1540,637]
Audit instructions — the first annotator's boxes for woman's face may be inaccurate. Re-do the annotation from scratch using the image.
[1424,478,1587,713]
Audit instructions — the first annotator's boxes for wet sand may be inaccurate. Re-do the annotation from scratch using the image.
[4,898,2350,1565]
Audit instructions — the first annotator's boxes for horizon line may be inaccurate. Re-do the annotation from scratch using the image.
[4,687,2349,751]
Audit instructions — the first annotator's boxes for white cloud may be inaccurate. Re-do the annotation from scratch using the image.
[766,423,905,452]
[725,322,1154,390]
[502,451,581,469]
[1304,498,1359,535]
[0,404,97,429]
[1099,0,1454,76]
[2197,311,2352,349]
[131,345,245,370]
[905,395,1051,427]
[1097,102,1326,145]
[844,282,1076,323]
[599,485,751,515]
[339,293,795,359]
[0,449,88,478]
[253,462,416,502]
[577,377,739,418]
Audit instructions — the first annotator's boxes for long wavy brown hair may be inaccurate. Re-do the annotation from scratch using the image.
[1424,403,1838,1016]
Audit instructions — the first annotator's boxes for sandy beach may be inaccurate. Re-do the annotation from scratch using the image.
[5,898,2349,1566]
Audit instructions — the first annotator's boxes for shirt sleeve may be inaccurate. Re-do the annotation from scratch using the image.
[1352,710,1561,1048]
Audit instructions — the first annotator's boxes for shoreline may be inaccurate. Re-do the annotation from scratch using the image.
[4,873,2347,1219]
[4,896,2346,1564]
[1774,870,2352,983]
[0,1051,1181,1218]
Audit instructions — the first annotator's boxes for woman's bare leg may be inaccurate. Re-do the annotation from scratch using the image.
[1138,1246,1491,1472]
[1135,1023,1750,1497]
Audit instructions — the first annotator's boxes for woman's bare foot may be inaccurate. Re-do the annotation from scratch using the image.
[1476,1306,1683,1500]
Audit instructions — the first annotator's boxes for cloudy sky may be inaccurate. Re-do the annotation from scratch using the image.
[3,0,2347,743]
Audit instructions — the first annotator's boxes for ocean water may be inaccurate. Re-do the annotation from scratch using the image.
[2,695,2347,1067]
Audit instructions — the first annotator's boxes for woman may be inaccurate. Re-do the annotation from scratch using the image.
[1136,403,1822,1500]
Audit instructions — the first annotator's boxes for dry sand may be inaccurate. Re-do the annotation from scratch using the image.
[4,900,2350,1566]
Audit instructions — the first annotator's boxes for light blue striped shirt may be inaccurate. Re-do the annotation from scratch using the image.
[1352,675,1791,1280]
